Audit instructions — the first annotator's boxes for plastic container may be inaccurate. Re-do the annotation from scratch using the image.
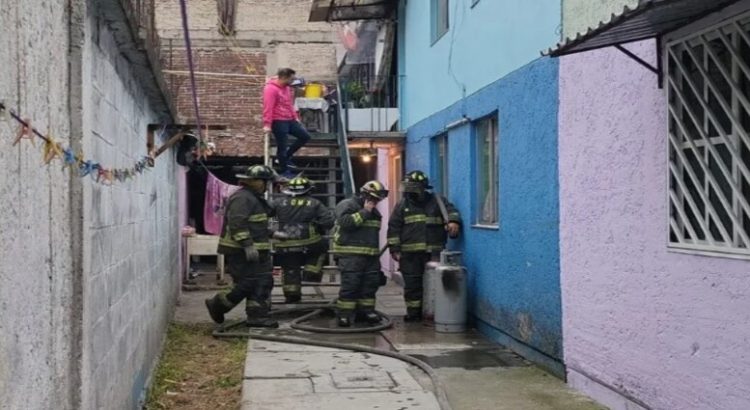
[304,83,324,98]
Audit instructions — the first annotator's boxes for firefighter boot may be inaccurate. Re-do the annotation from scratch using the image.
[404,308,422,322]
[337,316,352,327]
[363,312,381,324]
[205,293,234,324]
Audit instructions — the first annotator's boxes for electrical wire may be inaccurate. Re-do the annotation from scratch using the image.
[178,0,204,147]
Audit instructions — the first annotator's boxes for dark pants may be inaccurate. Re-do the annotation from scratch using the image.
[336,256,381,318]
[275,242,328,298]
[399,253,433,315]
[272,120,311,172]
[225,252,274,319]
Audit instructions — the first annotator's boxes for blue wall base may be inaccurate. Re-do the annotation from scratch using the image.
[474,315,565,379]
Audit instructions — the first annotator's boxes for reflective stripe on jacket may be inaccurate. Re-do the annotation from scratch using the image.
[271,195,335,248]
[387,193,461,253]
[332,197,382,256]
[217,187,273,254]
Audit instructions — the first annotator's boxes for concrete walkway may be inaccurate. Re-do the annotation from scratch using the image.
[175,274,605,410]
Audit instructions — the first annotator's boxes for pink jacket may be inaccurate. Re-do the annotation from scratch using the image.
[262,77,299,128]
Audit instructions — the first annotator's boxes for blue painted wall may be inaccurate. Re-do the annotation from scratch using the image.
[397,0,561,128]
[405,58,562,363]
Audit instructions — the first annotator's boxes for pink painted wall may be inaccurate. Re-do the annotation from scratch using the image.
[559,41,750,410]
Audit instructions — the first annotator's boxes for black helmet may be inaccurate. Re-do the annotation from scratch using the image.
[360,180,389,200]
[236,164,275,180]
[402,170,432,192]
[282,176,313,196]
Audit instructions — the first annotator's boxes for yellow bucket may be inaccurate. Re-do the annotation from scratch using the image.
[304,83,324,99]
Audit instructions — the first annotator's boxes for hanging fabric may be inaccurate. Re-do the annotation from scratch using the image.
[203,172,239,235]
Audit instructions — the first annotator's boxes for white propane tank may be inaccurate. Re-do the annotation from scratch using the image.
[434,251,467,333]
[422,261,441,323]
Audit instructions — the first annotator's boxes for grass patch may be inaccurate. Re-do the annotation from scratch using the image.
[145,323,247,410]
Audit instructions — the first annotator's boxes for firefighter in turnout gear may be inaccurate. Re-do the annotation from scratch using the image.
[388,171,461,322]
[333,180,389,327]
[205,165,279,328]
[272,176,335,303]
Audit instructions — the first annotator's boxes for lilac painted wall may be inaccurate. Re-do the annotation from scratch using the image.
[559,41,750,410]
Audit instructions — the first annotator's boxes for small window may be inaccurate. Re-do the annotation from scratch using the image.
[432,134,449,194]
[474,115,498,226]
[431,0,449,44]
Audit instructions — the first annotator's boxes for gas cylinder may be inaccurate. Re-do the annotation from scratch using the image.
[434,251,468,333]
[421,261,440,323]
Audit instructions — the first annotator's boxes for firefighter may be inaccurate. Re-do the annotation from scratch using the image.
[387,170,461,322]
[333,180,389,327]
[272,176,335,303]
[205,165,279,328]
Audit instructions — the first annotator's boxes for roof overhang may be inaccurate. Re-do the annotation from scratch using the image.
[309,0,396,23]
[543,0,743,57]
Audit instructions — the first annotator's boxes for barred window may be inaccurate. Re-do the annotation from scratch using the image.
[667,13,750,256]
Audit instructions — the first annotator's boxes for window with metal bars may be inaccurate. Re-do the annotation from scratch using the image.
[666,12,750,256]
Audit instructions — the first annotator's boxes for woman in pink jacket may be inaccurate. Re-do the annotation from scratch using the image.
[263,67,311,178]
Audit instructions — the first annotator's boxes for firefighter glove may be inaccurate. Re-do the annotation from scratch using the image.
[244,245,260,262]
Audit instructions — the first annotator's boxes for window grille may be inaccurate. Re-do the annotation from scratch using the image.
[666,12,750,255]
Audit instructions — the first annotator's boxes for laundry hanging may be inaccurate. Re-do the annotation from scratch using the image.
[203,172,239,235]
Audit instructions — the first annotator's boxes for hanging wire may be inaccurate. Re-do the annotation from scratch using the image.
[178,0,204,147]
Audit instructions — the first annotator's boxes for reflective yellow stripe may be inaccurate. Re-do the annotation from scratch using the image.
[362,220,381,228]
[387,237,400,245]
[425,217,443,225]
[283,285,301,292]
[401,243,427,252]
[352,212,364,224]
[254,242,271,250]
[448,213,460,221]
[219,238,243,248]
[274,235,321,248]
[426,244,445,252]
[233,231,251,241]
[303,264,322,273]
[358,298,376,307]
[248,213,268,222]
[404,214,427,224]
[337,300,357,310]
[332,245,380,256]
[246,300,261,307]
[405,300,422,308]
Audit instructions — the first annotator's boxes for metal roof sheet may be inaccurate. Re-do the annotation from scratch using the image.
[544,0,742,57]
[309,0,396,23]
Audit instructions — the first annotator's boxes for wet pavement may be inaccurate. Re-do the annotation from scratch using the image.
[174,277,605,409]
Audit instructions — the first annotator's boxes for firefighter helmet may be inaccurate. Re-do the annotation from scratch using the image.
[402,170,433,192]
[360,180,389,201]
[282,176,313,196]
[236,164,275,180]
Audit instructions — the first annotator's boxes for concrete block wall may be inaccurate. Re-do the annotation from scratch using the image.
[1,1,178,409]
[80,4,179,409]
[0,2,78,409]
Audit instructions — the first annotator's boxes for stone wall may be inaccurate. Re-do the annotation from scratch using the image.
[0,1,78,409]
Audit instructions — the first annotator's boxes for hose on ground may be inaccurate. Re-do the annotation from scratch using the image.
[213,329,452,410]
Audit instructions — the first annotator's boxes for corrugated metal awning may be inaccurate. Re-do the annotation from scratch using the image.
[309,0,396,23]
[544,0,742,57]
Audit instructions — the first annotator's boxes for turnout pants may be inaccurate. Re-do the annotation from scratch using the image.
[399,252,433,316]
[224,252,274,319]
[336,256,381,319]
[275,242,328,299]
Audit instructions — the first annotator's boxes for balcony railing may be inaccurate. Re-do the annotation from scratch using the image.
[339,75,399,133]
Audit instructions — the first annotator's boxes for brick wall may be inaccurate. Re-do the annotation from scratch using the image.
[164,47,267,156]
[156,0,338,158]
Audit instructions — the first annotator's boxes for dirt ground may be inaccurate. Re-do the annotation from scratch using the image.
[144,323,246,410]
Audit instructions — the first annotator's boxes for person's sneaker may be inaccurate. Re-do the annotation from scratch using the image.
[205,296,227,324]
[280,170,298,179]
[286,160,301,171]
[337,317,351,327]
[246,317,279,328]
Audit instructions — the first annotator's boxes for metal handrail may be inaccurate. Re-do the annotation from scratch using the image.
[335,80,356,196]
